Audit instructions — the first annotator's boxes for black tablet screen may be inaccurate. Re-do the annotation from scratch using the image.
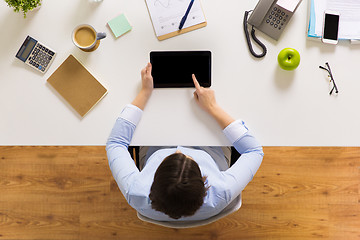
[150,51,211,88]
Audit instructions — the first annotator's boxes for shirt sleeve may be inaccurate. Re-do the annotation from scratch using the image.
[106,104,142,200]
[222,120,264,202]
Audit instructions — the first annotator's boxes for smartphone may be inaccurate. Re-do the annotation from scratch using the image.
[322,10,340,44]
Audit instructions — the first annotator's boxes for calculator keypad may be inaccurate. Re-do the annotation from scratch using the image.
[27,43,55,73]
[266,6,289,31]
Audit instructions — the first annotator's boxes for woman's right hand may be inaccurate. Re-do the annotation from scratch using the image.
[192,74,218,114]
[192,74,234,129]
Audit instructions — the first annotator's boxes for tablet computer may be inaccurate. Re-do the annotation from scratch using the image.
[150,51,211,88]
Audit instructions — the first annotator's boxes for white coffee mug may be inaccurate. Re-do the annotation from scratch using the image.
[72,24,106,51]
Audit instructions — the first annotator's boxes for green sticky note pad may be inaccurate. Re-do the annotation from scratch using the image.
[108,14,132,38]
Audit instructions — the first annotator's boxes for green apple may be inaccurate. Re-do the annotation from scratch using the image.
[277,48,300,71]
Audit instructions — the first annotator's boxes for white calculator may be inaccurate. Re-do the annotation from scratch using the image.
[16,36,56,74]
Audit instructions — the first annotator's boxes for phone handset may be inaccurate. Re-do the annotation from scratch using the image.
[248,0,275,27]
[244,0,302,58]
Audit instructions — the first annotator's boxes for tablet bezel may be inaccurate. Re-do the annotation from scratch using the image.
[150,51,211,88]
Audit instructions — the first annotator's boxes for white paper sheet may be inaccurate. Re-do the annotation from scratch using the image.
[277,0,301,12]
[313,0,360,39]
[146,0,206,37]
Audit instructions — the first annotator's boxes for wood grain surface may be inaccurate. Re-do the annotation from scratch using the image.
[0,146,359,240]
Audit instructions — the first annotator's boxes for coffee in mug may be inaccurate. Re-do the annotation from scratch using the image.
[72,24,106,51]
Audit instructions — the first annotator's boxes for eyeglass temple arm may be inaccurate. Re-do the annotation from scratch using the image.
[319,66,328,71]
[319,66,331,75]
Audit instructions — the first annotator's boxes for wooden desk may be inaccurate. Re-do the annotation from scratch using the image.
[0,146,359,239]
[1,0,359,146]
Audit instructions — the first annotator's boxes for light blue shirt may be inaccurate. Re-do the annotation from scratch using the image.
[106,104,264,221]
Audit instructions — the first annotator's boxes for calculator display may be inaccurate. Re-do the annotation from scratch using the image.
[21,40,36,60]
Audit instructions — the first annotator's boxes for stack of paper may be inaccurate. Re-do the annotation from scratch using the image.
[308,0,360,40]
[277,0,301,12]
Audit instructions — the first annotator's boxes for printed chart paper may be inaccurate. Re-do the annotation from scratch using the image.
[146,0,206,37]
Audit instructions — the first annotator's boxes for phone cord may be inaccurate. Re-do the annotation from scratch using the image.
[243,10,267,58]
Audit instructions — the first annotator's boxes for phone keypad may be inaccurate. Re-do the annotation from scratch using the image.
[266,6,289,31]
[26,43,55,73]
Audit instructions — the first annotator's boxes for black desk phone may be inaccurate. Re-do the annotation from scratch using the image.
[244,0,302,58]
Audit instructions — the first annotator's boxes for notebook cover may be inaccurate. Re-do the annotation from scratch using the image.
[47,55,107,117]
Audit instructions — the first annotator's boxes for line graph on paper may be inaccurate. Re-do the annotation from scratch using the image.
[146,0,205,36]
[153,0,186,9]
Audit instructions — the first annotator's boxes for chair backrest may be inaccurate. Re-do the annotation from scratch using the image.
[137,193,242,228]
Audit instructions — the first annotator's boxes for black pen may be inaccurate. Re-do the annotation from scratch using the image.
[179,0,195,30]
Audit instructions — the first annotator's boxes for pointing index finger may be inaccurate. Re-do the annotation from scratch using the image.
[192,74,201,90]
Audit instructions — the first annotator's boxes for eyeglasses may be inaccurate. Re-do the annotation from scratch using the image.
[319,62,338,95]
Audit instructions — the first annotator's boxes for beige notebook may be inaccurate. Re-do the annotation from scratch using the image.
[47,55,107,117]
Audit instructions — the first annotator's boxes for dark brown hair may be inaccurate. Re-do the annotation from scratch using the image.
[149,153,207,219]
